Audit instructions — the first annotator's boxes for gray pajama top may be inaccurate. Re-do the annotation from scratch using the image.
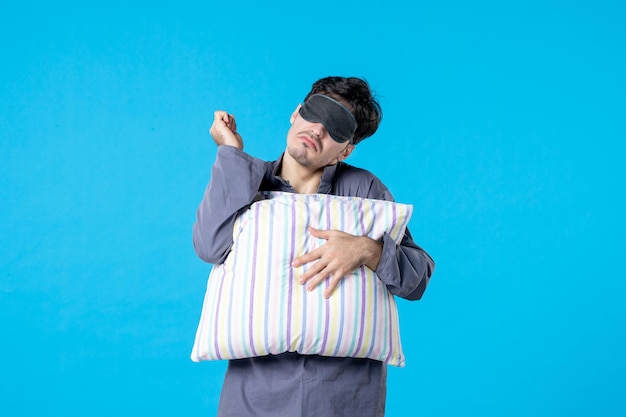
[192,145,434,417]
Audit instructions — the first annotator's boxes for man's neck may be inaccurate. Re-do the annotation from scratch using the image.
[279,153,324,194]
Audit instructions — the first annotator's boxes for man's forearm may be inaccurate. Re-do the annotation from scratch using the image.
[193,146,267,264]
[360,236,384,271]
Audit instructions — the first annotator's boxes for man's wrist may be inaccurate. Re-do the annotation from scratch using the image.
[361,236,383,271]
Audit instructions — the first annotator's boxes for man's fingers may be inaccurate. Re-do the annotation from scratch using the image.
[297,258,326,284]
[292,247,322,267]
[292,227,334,267]
[213,111,236,131]
[308,226,331,239]
[214,110,228,123]
[292,227,358,297]
[209,110,244,149]
[307,270,344,299]
[304,271,327,291]
[323,274,342,299]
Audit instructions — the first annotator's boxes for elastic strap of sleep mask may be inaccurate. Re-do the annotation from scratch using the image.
[298,94,357,144]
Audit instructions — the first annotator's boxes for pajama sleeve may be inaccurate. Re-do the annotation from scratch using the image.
[192,146,268,265]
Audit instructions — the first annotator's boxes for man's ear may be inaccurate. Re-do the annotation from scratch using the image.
[338,144,355,161]
[290,104,302,124]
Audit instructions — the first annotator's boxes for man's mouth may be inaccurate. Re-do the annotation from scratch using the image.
[300,134,319,152]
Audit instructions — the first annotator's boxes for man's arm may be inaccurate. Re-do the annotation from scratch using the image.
[292,226,434,300]
[192,111,267,264]
[192,146,267,264]
[293,171,435,300]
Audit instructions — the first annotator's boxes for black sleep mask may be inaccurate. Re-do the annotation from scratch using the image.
[298,94,357,144]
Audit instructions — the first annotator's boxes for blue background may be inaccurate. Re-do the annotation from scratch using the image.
[1,1,624,416]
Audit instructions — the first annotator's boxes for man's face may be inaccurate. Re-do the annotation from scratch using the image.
[285,106,355,170]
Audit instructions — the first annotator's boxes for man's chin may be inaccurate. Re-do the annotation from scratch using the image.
[287,147,314,167]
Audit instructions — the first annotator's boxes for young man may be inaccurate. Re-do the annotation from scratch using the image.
[193,76,434,416]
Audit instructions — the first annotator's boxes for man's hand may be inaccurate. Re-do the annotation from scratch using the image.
[292,226,383,298]
[209,110,243,149]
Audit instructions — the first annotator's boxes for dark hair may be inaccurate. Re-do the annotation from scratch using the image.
[304,76,382,144]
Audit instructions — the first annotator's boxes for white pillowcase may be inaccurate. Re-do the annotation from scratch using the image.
[191,191,412,366]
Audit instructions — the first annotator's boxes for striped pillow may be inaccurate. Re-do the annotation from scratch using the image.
[191,191,412,366]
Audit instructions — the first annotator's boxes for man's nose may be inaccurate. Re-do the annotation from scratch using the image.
[310,122,326,138]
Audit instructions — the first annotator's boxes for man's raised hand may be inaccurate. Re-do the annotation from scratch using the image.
[209,110,244,149]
